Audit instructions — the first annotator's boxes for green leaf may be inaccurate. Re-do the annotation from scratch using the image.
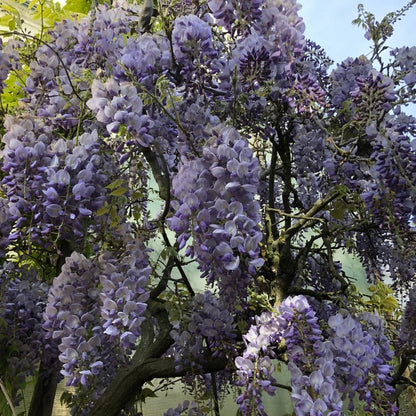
[106,178,124,190]
[132,210,142,221]
[109,205,120,228]
[28,0,39,9]
[0,15,13,28]
[95,205,109,217]
[330,200,348,220]
[0,4,19,14]
[139,387,157,403]
[131,189,143,200]
[1,69,27,109]
[60,390,74,406]
[64,0,92,14]
[110,187,128,197]
[332,184,350,197]
[372,294,381,304]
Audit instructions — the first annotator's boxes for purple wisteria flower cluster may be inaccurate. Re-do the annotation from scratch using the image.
[391,46,416,87]
[398,286,416,354]
[87,78,154,146]
[253,0,305,73]
[234,34,273,91]
[319,52,416,288]
[43,252,103,388]
[351,69,397,122]
[0,38,23,94]
[0,198,13,256]
[42,230,151,408]
[170,291,236,372]
[118,33,172,91]
[170,13,225,97]
[0,39,10,93]
[1,116,114,248]
[208,0,263,32]
[329,56,373,111]
[325,311,396,415]
[354,225,416,287]
[292,126,329,208]
[0,262,49,404]
[167,291,237,412]
[278,297,342,416]
[168,125,263,305]
[235,296,396,416]
[74,3,139,70]
[19,2,146,131]
[224,0,310,105]
[22,24,85,129]
[235,311,280,415]
[172,15,218,71]
[362,122,416,230]
[163,400,204,416]
[97,232,151,352]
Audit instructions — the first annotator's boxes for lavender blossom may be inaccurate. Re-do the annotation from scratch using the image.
[168,125,263,306]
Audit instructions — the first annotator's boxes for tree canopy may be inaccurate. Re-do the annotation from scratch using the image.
[1,0,416,415]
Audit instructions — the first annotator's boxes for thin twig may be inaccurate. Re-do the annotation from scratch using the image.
[0,379,17,416]
[160,227,195,296]
[267,207,326,224]
[284,191,341,238]
[275,382,292,392]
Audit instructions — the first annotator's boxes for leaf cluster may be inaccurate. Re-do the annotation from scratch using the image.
[353,1,416,67]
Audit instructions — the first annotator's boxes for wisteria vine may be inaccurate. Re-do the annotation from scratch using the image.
[0,0,415,415]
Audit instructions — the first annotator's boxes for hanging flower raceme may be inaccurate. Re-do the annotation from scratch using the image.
[1,116,114,248]
[398,287,416,355]
[87,78,154,146]
[292,126,330,208]
[0,263,50,405]
[235,296,396,416]
[208,0,263,32]
[73,2,142,72]
[235,310,281,415]
[0,38,23,94]
[168,125,263,305]
[351,69,397,122]
[118,34,172,90]
[329,56,373,111]
[235,34,273,90]
[361,122,416,231]
[163,400,204,416]
[254,0,305,61]
[169,291,236,374]
[172,14,218,77]
[391,46,416,94]
[42,232,151,409]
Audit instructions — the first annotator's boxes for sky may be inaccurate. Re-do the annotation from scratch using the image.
[299,0,416,66]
